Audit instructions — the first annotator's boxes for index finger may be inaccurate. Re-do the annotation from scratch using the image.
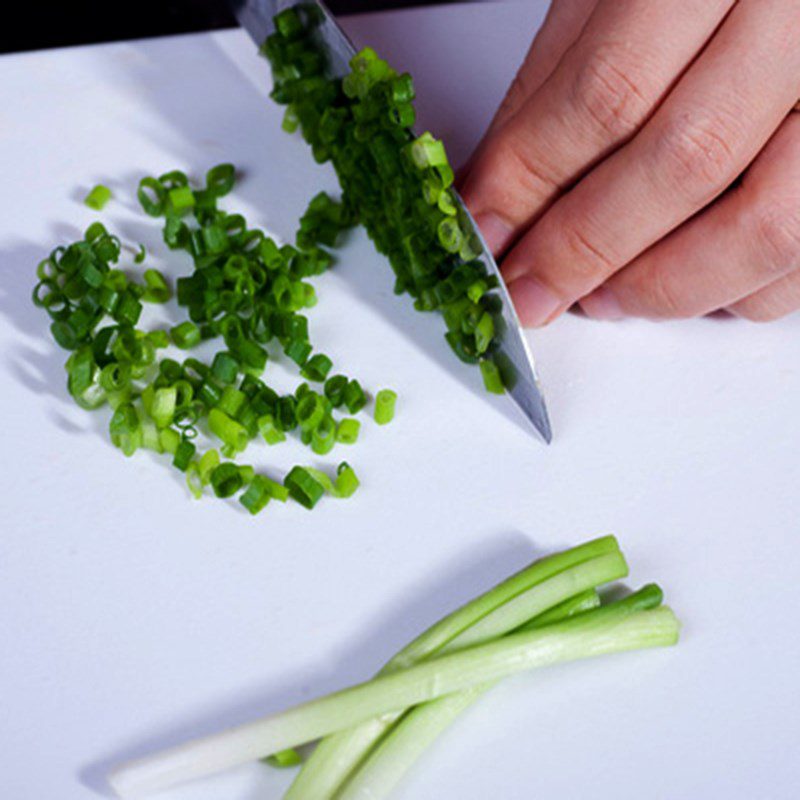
[460,0,733,255]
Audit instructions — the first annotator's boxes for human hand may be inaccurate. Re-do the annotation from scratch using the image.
[460,0,800,325]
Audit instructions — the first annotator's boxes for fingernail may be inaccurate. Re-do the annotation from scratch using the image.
[473,212,514,256]
[507,276,565,327]
[580,287,625,321]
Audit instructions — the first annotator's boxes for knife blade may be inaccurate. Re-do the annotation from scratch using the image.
[230,0,552,442]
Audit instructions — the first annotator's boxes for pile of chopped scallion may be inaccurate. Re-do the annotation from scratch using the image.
[263,6,508,395]
[33,165,398,514]
[108,535,681,798]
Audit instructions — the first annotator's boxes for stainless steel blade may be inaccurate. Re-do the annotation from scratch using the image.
[230,0,552,442]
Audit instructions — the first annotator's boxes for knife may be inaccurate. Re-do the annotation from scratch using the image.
[230,0,553,443]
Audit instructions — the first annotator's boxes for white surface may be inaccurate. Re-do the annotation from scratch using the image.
[1,3,799,799]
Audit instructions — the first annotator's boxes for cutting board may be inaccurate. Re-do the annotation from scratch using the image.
[1,3,798,799]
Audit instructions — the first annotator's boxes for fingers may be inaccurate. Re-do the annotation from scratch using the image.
[579,114,800,319]
[502,0,800,326]
[458,0,597,181]
[727,271,800,322]
[489,0,599,133]
[461,0,734,254]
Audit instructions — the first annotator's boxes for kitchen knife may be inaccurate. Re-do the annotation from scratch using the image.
[230,0,553,442]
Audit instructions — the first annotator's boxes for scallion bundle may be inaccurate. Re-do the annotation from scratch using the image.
[107,535,680,798]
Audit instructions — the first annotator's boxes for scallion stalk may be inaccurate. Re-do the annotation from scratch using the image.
[338,586,660,800]
[286,540,625,799]
[108,605,679,798]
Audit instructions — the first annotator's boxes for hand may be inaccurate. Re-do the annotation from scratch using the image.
[459,0,800,325]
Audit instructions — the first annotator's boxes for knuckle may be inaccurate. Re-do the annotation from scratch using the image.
[502,128,560,199]
[572,47,652,140]
[642,265,690,318]
[656,110,739,194]
[753,200,800,275]
[559,223,618,283]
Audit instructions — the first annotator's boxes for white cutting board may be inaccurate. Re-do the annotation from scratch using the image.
[1,3,798,799]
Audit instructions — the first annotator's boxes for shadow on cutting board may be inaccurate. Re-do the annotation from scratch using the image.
[79,529,544,795]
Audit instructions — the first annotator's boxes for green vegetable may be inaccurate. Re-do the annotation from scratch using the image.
[374,389,397,425]
[34,163,387,515]
[84,184,112,210]
[479,358,504,394]
[142,269,170,303]
[108,602,678,797]
[344,380,366,414]
[336,418,360,444]
[284,466,326,509]
[170,321,201,350]
[339,587,660,800]
[210,462,244,498]
[263,15,507,393]
[287,538,624,798]
[208,408,249,455]
[262,748,303,768]
[106,537,679,799]
[240,476,272,515]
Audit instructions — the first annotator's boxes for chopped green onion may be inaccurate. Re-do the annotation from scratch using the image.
[211,351,239,384]
[206,163,236,197]
[300,353,332,382]
[311,414,336,455]
[210,462,244,498]
[240,476,272,515]
[172,439,196,472]
[263,748,303,768]
[35,159,390,518]
[258,414,286,445]
[217,386,246,418]
[137,177,167,217]
[336,418,360,444]
[147,329,170,349]
[285,339,312,366]
[158,170,189,189]
[159,427,181,455]
[109,403,142,457]
[343,379,366,414]
[142,269,170,303]
[284,466,326,509]
[208,408,249,455]
[479,359,504,395]
[334,462,359,497]
[198,449,221,484]
[262,475,290,502]
[186,464,204,499]
[170,321,201,350]
[296,393,326,431]
[324,374,348,407]
[85,184,112,210]
[150,386,177,428]
[373,389,396,425]
[168,186,196,215]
